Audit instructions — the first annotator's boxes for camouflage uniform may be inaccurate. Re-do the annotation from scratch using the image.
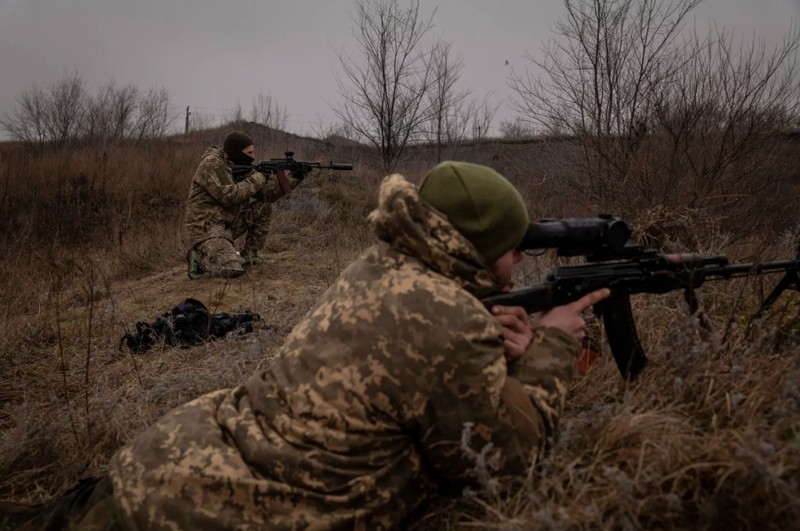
[11,174,580,530]
[185,146,298,277]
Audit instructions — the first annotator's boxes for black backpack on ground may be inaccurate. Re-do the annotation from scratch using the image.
[119,298,261,354]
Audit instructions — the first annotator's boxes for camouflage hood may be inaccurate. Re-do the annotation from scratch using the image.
[368,173,503,299]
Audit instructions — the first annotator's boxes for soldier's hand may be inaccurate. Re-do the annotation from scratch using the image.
[532,288,611,341]
[491,305,533,363]
[244,172,267,189]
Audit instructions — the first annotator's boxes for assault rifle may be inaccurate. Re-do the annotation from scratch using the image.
[231,151,353,183]
[482,215,800,381]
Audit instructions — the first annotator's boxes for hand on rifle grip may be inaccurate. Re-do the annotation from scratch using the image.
[532,288,611,342]
[490,305,533,363]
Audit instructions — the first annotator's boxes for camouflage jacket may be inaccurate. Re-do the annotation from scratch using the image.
[108,174,580,530]
[184,146,297,247]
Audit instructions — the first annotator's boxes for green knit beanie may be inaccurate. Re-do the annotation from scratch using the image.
[223,130,254,155]
[418,161,529,263]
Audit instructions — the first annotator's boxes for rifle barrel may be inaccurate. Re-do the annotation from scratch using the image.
[703,259,799,280]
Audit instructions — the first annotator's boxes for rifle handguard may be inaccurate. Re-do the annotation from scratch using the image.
[229,151,354,183]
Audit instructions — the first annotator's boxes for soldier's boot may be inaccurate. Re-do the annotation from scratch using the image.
[240,249,268,266]
[187,249,204,280]
[216,261,246,278]
[213,255,245,278]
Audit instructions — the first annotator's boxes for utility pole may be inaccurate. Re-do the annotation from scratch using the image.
[184,106,191,134]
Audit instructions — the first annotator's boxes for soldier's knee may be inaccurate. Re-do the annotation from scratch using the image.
[197,238,245,278]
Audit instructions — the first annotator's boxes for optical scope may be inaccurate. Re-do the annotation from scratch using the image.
[519,215,633,258]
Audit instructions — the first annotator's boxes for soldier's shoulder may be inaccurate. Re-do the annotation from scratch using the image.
[386,258,488,318]
[198,147,227,168]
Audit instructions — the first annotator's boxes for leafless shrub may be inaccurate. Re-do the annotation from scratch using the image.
[423,41,473,162]
[1,72,87,148]
[2,74,175,147]
[0,84,51,147]
[82,82,139,144]
[250,91,289,131]
[499,117,535,140]
[184,109,221,132]
[131,87,175,142]
[509,0,800,244]
[45,72,87,147]
[224,100,245,125]
[469,95,499,142]
[334,0,437,171]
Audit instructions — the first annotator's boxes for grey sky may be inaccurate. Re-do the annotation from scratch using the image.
[1,0,798,138]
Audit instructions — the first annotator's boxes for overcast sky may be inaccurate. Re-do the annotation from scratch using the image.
[1,0,798,139]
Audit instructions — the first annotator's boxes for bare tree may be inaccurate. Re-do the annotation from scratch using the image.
[187,111,216,131]
[420,42,499,159]
[1,72,87,148]
[644,25,800,236]
[509,0,800,242]
[108,84,139,141]
[469,96,499,142]
[82,84,113,141]
[1,83,50,146]
[45,71,87,147]
[424,41,472,161]
[83,82,139,143]
[510,0,700,141]
[417,39,500,159]
[132,87,174,141]
[334,0,436,171]
[3,74,175,147]
[250,92,289,130]
[222,100,244,125]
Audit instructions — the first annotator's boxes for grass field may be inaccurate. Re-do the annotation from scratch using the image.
[1,123,798,529]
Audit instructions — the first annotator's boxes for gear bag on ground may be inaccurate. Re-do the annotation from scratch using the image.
[119,298,261,354]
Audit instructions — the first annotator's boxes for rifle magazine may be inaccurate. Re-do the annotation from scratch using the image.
[597,296,648,381]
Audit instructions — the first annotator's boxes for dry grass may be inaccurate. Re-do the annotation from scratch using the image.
[0,125,798,529]
[413,318,800,529]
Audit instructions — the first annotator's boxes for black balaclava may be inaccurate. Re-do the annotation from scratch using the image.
[223,131,255,165]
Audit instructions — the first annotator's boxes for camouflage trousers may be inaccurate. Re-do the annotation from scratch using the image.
[193,201,272,278]
[0,475,124,531]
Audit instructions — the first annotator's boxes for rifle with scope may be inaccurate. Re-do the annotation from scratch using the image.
[231,151,353,183]
[481,215,800,381]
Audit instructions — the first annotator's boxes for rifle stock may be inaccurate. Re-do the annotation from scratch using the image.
[481,285,555,314]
